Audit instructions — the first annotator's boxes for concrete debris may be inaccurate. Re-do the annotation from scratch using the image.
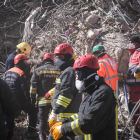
[85,14,99,28]
[87,28,102,40]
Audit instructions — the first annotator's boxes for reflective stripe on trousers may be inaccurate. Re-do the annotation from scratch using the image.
[38,96,52,105]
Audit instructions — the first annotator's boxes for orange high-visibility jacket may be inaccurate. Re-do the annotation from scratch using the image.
[97,54,119,91]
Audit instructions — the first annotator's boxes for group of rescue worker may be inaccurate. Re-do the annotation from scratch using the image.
[0,34,140,140]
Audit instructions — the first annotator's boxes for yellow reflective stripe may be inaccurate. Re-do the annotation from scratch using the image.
[39,97,52,101]
[39,100,51,104]
[30,91,37,94]
[59,95,71,102]
[30,87,37,90]
[71,119,85,136]
[71,120,78,136]
[56,78,61,83]
[115,105,118,140]
[56,100,68,108]
[30,87,37,94]
[71,114,78,120]
[59,113,75,118]
[37,70,60,76]
[84,134,91,140]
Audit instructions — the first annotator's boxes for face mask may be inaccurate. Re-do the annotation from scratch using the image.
[75,80,85,91]
[56,59,65,69]
[129,43,135,49]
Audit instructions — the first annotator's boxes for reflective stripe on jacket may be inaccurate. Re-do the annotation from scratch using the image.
[5,67,28,99]
[97,54,119,91]
[61,77,117,140]
[127,45,140,85]
[30,62,60,106]
[51,66,82,119]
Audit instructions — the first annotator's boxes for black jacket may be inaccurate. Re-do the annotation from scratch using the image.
[5,67,29,102]
[61,76,117,140]
[52,65,82,120]
[0,78,20,133]
[4,51,17,72]
[30,62,60,106]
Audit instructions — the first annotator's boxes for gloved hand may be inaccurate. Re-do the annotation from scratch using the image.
[50,124,63,140]
[50,122,62,132]
[49,110,57,128]
[45,92,50,100]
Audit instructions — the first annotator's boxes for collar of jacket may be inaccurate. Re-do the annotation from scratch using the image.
[98,52,108,59]
[83,76,104,94]
[44,61,54,65]
[59,58,75,71]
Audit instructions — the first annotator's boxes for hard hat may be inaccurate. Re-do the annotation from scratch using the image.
[92,45,105,54]
[14,54,29,64]
[73,55,99,70]
[54,43,74,56]
[17,42,31,54]
[43,53,54,61]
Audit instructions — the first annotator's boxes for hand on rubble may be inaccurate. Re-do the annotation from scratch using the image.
[45,92,50,100]
[49,110,57,128]
[50,124,63,140]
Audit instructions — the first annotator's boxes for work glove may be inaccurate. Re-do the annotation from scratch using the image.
[50,122,63,132]
[50,123,63,140]
[49,110,57,128]
[45,92,50,100]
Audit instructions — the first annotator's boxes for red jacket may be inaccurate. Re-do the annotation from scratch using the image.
[127,44,140,84]
[97,53,119,91]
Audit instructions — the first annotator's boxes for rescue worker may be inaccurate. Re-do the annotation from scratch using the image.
[0,78,21,140]
[4,42,31,72]
[126,35,140,132]
[92,45,119,91]
[30,53,60,140]
[5,54,38,139]
[48,43,82,140]
[49,55,117,140]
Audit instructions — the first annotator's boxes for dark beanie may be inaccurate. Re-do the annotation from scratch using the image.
[130,35,140,43]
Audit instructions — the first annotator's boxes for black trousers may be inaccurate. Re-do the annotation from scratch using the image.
[6,97,37,139]
[38,105,52,139]
[0,116,8,140]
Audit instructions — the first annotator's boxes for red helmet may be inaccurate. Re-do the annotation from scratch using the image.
[73,55,99,70]
[43,53,54,61]
[54,43,74,56]
[14,54,29,64]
